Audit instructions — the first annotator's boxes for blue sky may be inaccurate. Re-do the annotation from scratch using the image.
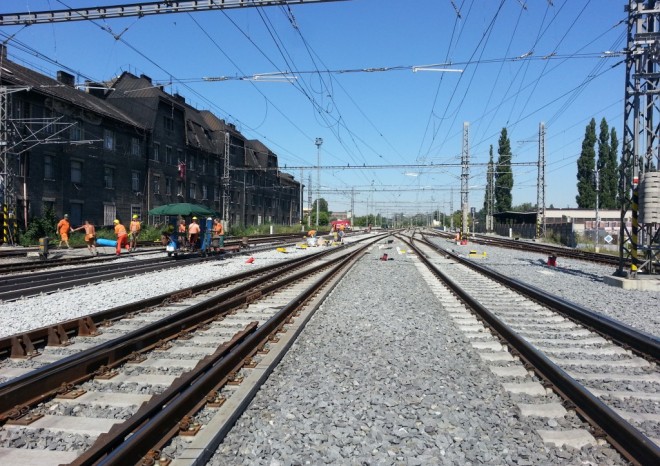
[0,1,626,218]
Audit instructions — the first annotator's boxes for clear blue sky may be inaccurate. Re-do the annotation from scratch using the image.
[0,1,626,218]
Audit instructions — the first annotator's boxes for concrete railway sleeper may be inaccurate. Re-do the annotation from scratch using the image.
[0,240,374,464]
[401,233,660,465]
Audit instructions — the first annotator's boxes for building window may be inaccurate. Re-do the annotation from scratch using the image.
[214,161,220,177]
[201,185,207,200]
[44,155,54,179]
[71,160,83,183]
[131,171,140,192]
[187,153,194,171]
[153,143,160,162]
[201,158,207,174]
[104,204,116,225]
[44,108,54,134]
[104,130,114,150]
[190,182,196,199]
[131,206,142,220]
[214,186,220,201]
[165,146,173,165]
[153,175,161,194]
[70,202,83,226]
[70,120,83,141]
[104,166,114,189]
[164,116,174,131]
[165,177,172,195]
[177,181,184,197]
[131,137,141,157]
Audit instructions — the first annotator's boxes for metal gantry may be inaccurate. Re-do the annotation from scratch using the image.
[619,1,660,277]
[0,0,351,26]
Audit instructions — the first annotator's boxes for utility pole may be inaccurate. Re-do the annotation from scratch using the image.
[536,122,546,239]
[350,187,355,230]
[460,122,469,240]
[315,138,322,228]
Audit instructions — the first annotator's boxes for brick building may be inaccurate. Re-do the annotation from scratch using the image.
[0,49,301,234]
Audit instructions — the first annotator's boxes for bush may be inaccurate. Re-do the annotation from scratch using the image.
[19,208,57,246]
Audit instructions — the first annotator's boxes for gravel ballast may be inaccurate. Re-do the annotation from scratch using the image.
[208,245,625,465]
[438,238,660,337]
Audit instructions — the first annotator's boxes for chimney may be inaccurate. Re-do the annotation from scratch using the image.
[57,70,75,87]
[0,44,7,61]
[140,73,152,84]
[173,93,185,104]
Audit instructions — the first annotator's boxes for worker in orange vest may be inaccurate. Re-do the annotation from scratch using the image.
[113,219,130,256]
[129,214,141,252]
[56,214,72,249]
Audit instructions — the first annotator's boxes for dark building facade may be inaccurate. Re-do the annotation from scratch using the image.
[0,51,301,235]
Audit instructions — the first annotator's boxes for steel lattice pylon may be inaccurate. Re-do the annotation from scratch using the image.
[618,1,660,277]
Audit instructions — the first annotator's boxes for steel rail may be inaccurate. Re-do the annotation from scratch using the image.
[0,246,339,359]
[73,239,371,465]
[419,233,660,360]
[0,243,358,417]
[402,235,660,465]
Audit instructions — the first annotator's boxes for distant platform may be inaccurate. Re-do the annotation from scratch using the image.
[603,274,660,291]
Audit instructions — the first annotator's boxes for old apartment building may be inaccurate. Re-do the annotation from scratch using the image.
[0,48,301,231]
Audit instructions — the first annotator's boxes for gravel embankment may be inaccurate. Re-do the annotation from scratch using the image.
[436,239,660,338]
[208,245,624,466]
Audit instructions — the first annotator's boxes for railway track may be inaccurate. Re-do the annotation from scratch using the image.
[401,232,660,464]
[0,233,313,275]
[429,229,624,267]
[0,237,375,464]
[0,234,316,301]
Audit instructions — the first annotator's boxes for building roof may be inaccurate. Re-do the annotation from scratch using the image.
[0,58,143,129]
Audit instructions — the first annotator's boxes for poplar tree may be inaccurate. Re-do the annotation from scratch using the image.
[609,128,620,208]
[576,118,597,208]
[495,128,513,212]
[597,118,611,208]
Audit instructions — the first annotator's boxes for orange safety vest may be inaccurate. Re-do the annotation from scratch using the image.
[114,223,127,237]
[130,220,141,233]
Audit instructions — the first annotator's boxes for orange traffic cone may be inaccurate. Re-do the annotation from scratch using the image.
[246,257,255,264]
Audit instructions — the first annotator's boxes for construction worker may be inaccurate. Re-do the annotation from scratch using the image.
[188,216,201,251]
[56,214,73,249]
[212,218,225,250]
[113,219,130,256]
[129,214,141,252]
[178,219,187,248]
[72,220,98,256]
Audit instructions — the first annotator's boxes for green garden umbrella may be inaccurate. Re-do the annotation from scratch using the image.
[148,202,219,217]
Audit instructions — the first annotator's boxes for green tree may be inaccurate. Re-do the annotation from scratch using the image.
[484,145,494,214]
[495,128,513,212]
[576,118,597,208]
[607,127,619,208]
[597,118,620,209]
